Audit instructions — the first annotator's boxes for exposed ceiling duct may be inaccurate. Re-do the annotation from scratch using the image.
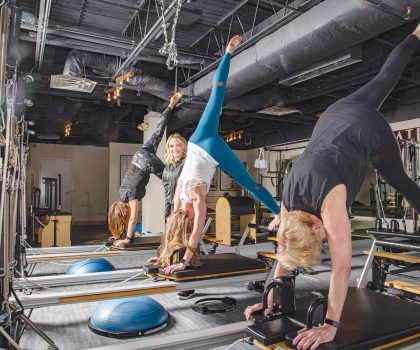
[185,0,419,102]
[59,49,174,100]
[34,0,52,71]
[20,19,214,70]
[278,46,363,86]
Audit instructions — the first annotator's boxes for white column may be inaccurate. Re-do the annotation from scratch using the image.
[141,111,166,233]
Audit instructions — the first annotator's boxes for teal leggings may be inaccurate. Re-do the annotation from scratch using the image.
[189,53,280,214]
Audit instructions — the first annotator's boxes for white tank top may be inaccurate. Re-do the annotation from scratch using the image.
[178,142,218,203]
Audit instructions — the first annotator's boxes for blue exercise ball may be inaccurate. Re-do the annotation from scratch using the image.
[66,258,114,275]
[88,296,169,338]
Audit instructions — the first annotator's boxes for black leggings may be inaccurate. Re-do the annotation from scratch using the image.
[344,34,420,212]
[131,107,173,178]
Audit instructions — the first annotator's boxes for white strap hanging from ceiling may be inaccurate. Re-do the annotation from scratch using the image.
[158,0,183,70]
[254,148,267,169]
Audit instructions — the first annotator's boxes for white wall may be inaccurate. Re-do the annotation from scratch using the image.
[141,112,166,233]
[108,142,141,206]
[27,143,109,225]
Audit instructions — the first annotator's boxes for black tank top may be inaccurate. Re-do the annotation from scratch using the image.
[283,34,419,218]
[282,102,380,217]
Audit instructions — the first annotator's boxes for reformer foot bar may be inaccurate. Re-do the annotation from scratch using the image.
[25,248,156,264]
[14,268,147,289]
[13,253,268,309]
[26,245,107,255]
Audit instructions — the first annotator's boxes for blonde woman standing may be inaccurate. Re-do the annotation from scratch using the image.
[162,133,187,219]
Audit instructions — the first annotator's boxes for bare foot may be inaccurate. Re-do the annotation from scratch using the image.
[169,91,184,108]
[268,214,280,231]
[413,22,420,40]
[226,35,242,54]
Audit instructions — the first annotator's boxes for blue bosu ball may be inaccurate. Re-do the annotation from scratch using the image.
[66,258,114,275]
[88,296,169,338]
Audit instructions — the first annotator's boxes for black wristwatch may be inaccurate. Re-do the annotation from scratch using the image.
[324,317,341,328]
[180,258,187,265]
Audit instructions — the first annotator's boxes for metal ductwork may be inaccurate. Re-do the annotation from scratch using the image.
[62,50,174,100]
[186,0,419,102]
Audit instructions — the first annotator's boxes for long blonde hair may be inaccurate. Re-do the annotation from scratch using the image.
[276,210,322,271]
[165,133,187,165]
[159,209,200,267]
[108,201,130,239]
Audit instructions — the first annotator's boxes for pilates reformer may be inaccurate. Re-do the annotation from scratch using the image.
[13,253,269,309]
[84,278,420,350]
[246,276,420,350]
[358,228,420,302]
[21,222,220,300]
[25,219,213,265]
[17,219,216,288]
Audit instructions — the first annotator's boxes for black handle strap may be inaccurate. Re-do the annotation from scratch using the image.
[192,297,237,314]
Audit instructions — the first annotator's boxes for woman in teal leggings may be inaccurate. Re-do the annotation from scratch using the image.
[162,35,280,276]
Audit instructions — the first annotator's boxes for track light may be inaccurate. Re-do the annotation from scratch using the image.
[64,123,72,137]
[224,130,243,143]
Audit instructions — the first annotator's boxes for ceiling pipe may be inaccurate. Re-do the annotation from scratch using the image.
[21,21,214,67]
[185,0,317,85]
[34,0,52,71]
[6,0,21,67]
[63,50,174,100]
[185,0,419,102]
[20,32,209,70]
[112,0,186,80]
[0,5,9,105]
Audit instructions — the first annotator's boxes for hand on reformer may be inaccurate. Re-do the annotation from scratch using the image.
[162,261,186,275]
[114,237,131,247]
[244,290,274,321]
[169,91,184,109]
[293,324,337,350]
[146,256,161,265]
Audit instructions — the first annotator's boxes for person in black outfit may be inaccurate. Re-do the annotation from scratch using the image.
[108,92,183,246]
[246,24,420,350]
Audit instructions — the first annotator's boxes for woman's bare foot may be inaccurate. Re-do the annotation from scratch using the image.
[169,91,184,108]
[226,35,242,54]
[268,214,281,231]
[413,22,420,40]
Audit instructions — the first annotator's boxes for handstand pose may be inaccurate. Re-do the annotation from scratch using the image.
[163,35,281,275]
[245,24,420,350]
[108,92,183,246]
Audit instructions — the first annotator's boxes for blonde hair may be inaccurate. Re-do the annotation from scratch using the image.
[276,210,322,271]
[159,209,200,267]
[108,201,130,240]
[165,133,187,165]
